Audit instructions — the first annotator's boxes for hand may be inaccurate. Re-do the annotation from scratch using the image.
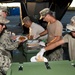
[11,33,16,40]
[12,33,15,36]
[33,34,40,39]
[35,48,46,59]
[11,36,17,40]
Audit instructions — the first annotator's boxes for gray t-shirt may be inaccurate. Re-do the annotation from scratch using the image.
[30,22,47,39]
[47,20,63,43]
[63,34,75,60]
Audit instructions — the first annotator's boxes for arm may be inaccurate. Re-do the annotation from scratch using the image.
[33,30,48,39]
[45,39,65,51]
[36,39,65,58]
[2,33,20,51]
[39,30,48,36]
[3,39,19,51]
[47,36,61,46]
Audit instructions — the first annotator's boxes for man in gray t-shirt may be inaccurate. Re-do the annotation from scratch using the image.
[22,16,47,40]
[36,16,75,60]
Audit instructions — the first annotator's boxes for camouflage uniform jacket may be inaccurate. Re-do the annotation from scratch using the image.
[0,46,11,75]
[0,30,19,59]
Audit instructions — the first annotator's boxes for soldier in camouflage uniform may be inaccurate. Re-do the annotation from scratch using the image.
[0,16,24,75]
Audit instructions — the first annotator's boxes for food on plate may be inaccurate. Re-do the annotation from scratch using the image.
[30,56,48,62]
[36,55,44,62]
[18,36,26,41]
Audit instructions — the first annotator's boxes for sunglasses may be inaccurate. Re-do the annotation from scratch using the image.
[0,23,5,26]
[72,31,75,33]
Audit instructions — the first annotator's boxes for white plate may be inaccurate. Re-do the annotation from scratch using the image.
[16,36,27,41]
[30,56,48,62]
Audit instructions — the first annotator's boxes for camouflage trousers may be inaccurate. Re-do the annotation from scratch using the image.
[0,51,11,75]
[45,47,63,61]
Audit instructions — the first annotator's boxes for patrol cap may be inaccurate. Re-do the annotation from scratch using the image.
[39,8,53,19]
[0,6,7,12]
[66,16,75,31]
[22,16,31,25]
[71,16,75,23]
[0,6,8,16]
[0,16,10,24]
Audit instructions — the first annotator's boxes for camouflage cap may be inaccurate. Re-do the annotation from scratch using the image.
[66,16,75,31]
[39,8,52,19]
[71,16,75,23]
[0,6,8,16]
[0,16,10,24]
[0,6,7,12]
